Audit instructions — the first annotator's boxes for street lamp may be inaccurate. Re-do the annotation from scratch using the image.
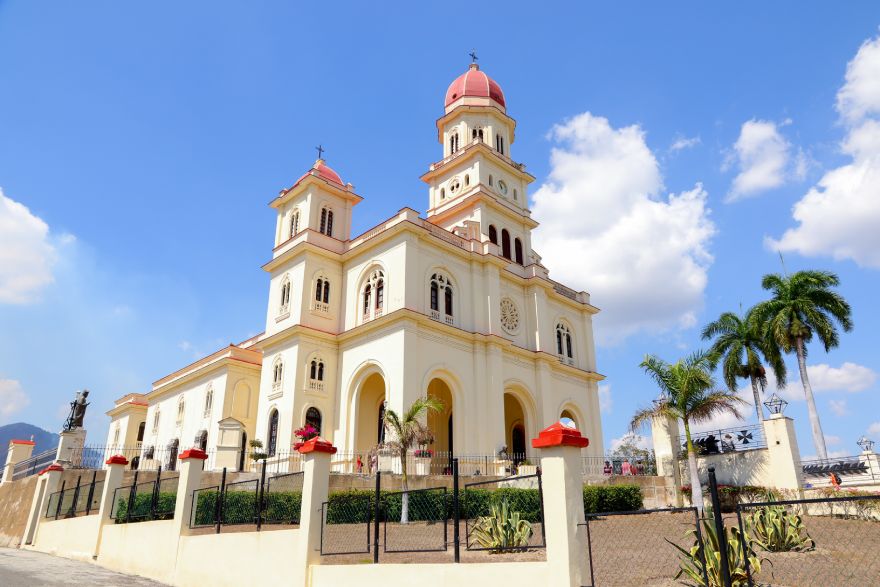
[763,393,788,415]
[857,435,875,453]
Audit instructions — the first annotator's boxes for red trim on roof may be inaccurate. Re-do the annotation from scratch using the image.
[531,422,589,449]
[39,464,63,475]
[180,448,209,461]
[10,439,35,446]
[296,437,337,455]
[106,455,129,466]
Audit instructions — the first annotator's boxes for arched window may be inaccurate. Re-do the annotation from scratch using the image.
[440,188,445,200]
[514,238,524,265]
[152,408,160,434]
[167,439,179,471]
[472,127,484,142]
[429,273,454,322]
[501,229,511,259]
[306,407,322,435]
[267,410,279,457]
[488,225,498,245]
[204,386,213,418]
[272,357,284,391]
[556,323,574,363]
[279,276,291,314]
[319,208,334,237]
[513,189,518,201]
[196,430,208,451]
[136,421,146,443]
[464,174,470,187]
[449,132,459,153]
[112,426,120,446]
[315,277,330,307]
[488,175,494,187]
[176,397,185,426]
[361,269,385,322]
[495,134,505,155]
[289,210,300,238]
[309,358,325,383]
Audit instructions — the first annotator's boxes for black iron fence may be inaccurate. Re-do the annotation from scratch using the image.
[677,424,766,457]
[735,493,880,586]
[463,472,546,552]
[582,455,658,477]
[189,464,305,531]
[44,472,103,520]
[11,449,56,481]
[801,455,879,488]
[110,469,180,523]
[64,444,215,472]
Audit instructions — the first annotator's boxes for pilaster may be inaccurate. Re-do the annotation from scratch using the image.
[762,414,804,490]
[2,439,35,484]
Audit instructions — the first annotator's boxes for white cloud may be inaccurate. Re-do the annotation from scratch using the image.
[0,379,30,423]
[532,113,715,343]
[868,421,880,436]
[0,189,64,304]
[670,135,701,152]
[825,434,842,446]
[802,449,852,461]
[770,34,880,267]
[598,384,612,414]
[806,362,876,393]
[829,399,849,417]
[609,432,650,453]
[725,119,796,201]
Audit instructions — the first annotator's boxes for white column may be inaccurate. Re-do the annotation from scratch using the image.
[56,429,87,466]
[651,415,681,478]
[763,413,804,490]
[93,454,129,556]
[533,422,590,587]
[173,448,208,535]
[290,437,333,587]
[2,439,35,484]
[22,463,64,547]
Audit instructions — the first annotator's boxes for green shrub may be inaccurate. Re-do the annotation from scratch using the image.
[583,484,642,513]
[469,498,533,552]
[746,501,815,552]
[114,492,176,523]
[669,518,763,587]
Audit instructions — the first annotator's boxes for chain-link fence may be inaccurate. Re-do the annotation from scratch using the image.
[263,471,304,526]
[580,507,709,587]
[463,473,545,552]
[736,494,880,586]
[382,487,448,553]
[110,472,179,523]
[320,491,373,555]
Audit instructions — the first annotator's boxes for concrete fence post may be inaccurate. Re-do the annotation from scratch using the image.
[2,439,35,484]
[762,413,804,491]
[532,422,590,587]
[173,448,208,536]
[22,463,64,547]
[93,455,129,556]
[291,436,334,587]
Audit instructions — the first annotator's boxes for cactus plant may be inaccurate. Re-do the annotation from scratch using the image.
[668,518,763,587]
[469,497,533,552]
[746,501,815,552]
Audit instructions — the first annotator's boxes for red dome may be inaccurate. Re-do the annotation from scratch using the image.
[295,159,344,188]
[445,64,506,109]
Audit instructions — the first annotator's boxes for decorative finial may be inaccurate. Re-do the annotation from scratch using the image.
[469,49,478,65]
[315,144,325,161]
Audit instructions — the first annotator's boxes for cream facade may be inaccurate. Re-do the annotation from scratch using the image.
[106,64,606,469]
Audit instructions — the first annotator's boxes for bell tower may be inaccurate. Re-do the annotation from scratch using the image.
[422,61,538,266]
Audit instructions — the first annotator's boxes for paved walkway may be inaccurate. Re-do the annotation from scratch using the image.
[0,548,166,586]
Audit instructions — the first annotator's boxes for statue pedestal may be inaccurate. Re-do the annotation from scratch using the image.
[56,429,87,466]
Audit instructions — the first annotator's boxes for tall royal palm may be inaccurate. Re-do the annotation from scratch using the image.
[752,270,852,461]
[383,396,443,523]
[701,309,787,421]
[631,350,745,513]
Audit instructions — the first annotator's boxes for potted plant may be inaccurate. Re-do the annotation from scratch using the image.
[412,447,433,475]
[293,423,319,450]
[495,445,512,476]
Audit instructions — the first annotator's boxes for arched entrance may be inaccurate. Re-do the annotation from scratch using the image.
[504,393,527,463]
[560,409,578,429]
[427,378,454,474]
[355,372,386,453]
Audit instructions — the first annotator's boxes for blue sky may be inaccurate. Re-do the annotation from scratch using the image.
[1,1,879,459]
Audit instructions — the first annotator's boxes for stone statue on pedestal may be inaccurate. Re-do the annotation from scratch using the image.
[64,389,90,431]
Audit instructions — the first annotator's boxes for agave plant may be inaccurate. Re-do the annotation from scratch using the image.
[668,518,763,587]
[746,501,815,552]
[469,497,533,553]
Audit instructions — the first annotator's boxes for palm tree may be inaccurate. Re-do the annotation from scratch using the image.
[752,270,852,461]
[701,309,787,421]
[382,396,444,523]
[631,350,746,513]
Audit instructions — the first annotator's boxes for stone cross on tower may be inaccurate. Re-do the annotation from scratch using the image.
[315,144,324,160]
[469,49,478,64]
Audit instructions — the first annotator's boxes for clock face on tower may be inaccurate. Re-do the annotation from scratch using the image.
[498,180,508,195]
[500,297,520,334]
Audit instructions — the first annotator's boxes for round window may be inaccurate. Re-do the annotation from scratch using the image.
[498,180,508,195]
[449,178,461,194]
[500,297,520,334]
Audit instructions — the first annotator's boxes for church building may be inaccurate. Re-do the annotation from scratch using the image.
[105,63,606,471]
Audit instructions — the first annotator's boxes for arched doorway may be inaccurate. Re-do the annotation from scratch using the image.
[504,393,527,464]
[356,372,386,454]
[560,409,578,430]
[427,378,454,473]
